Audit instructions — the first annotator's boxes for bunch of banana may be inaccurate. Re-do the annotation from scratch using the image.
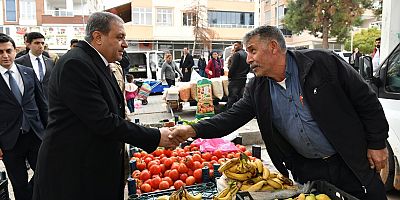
[160,187,202,200]
[284,193,331,200]
[219,153,258,181]
[213,182,240,200]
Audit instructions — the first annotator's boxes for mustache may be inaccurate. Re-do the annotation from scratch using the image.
[250,64,260,69]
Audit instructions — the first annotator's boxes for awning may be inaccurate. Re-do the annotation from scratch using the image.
[105,2,132,23]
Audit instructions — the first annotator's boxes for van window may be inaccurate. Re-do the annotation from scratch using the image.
[385,45,400,93]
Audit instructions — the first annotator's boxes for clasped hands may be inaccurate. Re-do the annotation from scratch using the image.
[158,125,197,149]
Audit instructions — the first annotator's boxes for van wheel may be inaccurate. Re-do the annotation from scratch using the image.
[380,141,395,191]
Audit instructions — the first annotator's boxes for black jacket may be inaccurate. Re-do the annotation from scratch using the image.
[33,41,161,200]
[228,49,250,80]
[180,53,194,69]
[0,64,48,150]
[192,49,388,186]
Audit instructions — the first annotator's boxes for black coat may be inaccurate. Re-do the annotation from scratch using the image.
[0,64,47,150]
[33,41,161,200]
[228,49,249,80]
[192,49,388,186]
[15,54,54,99]
[180,53,194,70]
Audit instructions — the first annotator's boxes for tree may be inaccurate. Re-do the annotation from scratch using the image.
[183,0,217,55]
[284,0,372,49]
[344,28,381,55]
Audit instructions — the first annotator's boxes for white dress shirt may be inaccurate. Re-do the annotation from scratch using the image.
[29,51,46,81]
[0,63,25,95]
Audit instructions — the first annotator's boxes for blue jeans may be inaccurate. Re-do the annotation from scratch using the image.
[127,99,135,113]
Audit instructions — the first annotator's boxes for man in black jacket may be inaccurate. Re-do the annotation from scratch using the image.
[180,47,194,82]
[226,41,250,109]
[170,26,388,200]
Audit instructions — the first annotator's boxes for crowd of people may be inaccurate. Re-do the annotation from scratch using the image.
[0,11,390,200]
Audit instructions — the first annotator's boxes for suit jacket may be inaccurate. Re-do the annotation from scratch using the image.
[14,53,54,99]
[192,49,388,186]
[0,64,48,150]
[180,53,194,69]
[33,41,161,200]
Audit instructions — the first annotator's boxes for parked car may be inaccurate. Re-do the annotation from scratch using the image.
[173,58,199,72]
[333,51,352,63]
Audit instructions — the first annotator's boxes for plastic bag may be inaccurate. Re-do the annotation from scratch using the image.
[196,79,214,118]
[179,83,191,102]
[192,138,239,153]
[190,82,197,100]
[190,69,203,82]
[211,78,224,100]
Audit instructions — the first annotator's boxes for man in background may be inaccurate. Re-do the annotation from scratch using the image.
[16,33,50,59]
[70,39,79,49]
[180,47,194,82]
[372,37,381,73]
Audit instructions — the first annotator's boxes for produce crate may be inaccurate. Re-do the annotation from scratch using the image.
[309,180,359,200]
[0,172,10,200]
[128,182,217,200]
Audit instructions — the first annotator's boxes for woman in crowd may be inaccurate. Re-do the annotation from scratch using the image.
[161,53,183,86]
[205,51,223,78]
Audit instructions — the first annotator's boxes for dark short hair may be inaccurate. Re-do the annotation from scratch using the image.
[233,41,242,45]
[70,39,79,46]
[0,33,16,49]
[26,32,45,43]
[375,37,381,42]
[126,74,134,82]
[84,12,124,43]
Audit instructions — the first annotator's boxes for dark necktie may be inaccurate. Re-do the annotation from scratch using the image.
[36,57,45,81]
[5,70,22,104]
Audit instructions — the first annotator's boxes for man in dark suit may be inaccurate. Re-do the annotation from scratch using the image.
[16,33,50,59]
[0,33,48,200]
[180,47,194,82]
[15,32,54,99]
[33,12,177,200]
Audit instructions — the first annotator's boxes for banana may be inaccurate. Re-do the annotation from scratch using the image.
[224,171,253,181]
[269,172,278,178]
[315,194,331,200]
[184,191,202,200]
[261,185,275,191]
[254,159,264,174]
[214,185,239,200]
[227,165,239,173]
[305,194,316,200]
[250,175,264,183]
[156,195,170,200]
[262,166,270,180]
[218,158,240,173]
[283,184,298,190]
[214,187,230,199]
[266,178,283,189]
[242,180,266,192]
[277,173,294,186]
[239,183,252,191]
[297,193,306,200]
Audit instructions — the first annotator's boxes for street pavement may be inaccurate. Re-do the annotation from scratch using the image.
[0,94,398,199]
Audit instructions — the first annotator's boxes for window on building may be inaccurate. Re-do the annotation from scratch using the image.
[208,11,254,28]
[276,5,285,21]
[5,0,17,22]
[183,12,196,26]
[133,8,152,25]
[20,0,36,21]
[156,8,173,26]
[265,10,271,25]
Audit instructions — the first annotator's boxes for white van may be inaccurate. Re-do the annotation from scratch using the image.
[359,42,400,191]
[126,50,165,80]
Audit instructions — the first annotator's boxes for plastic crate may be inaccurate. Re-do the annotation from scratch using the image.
[309,180,359,200]
[128,182,217,200]
[0,172,10,200]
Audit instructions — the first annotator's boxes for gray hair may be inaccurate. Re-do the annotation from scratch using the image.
[243,26,286,53]
[84,12,124,43]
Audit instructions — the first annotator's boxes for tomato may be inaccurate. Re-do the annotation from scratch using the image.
[179,173,188,182]
[189,143,198,149]
[149,165,161,176]
[211,156,219,161]
[163,158,173,168]
[192,161,203,170]
[209,169,214,179]
[213,150,223,158]
[164,169,171,177]
[160,164,166,174]
[191,146,199,151]
[178,151,187,157]
[187,169,194,176]
[244,151,252,157]
[144,157,153,164]
[183,146,191,152]
[226,153,234,159]
[170,162,180,171]
[163,149,172,157]
[201,152,212,161]
[193,169,202,181]
[131,170,141,179]
[233,153,240,158]
[218,158,228,164]
[140,183,152,193]
[140,151,148,158]
[147,160,159,169]
[178,163,188,174]
[169,169,179,181]
[150,176,162,189]
[133,152,142,158]
[136,161,146,171]
[237,145,247,152]
[154,148,163,157]
[159,180,170,190]
[185,176,196,186]
[139,170,151,181]
[173,180,186,190]
[192,154,202,162]
[162,177,173,186]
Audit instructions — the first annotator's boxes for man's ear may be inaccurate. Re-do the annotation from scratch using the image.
[92,31,102,45]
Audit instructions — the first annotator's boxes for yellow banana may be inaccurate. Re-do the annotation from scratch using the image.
[261,185,275,191]
[156,195,170,200]
[214,185,238,200]
[283,184,298,190]
[277,173,294,186]
[297,193,306,200]
[315,194,331,200]
[262,166,270,180]
[269,172,278,178]
[305,194,316,200]
[218,158,240,173]
[185,191,202,200]
[239,184,253,191]
[227,165,239,173]
[266,178,283,189]
[250,175,264,183]
[242,180,266,192]
[214,187,230,199]
[224,171,253,181]
[254,159,264,174]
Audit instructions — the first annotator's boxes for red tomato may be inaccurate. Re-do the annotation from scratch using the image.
[160,164,166,174]
[163,158,173,168]
[202,152,212,161]
[192,154,202,162]
[185,176,196,186]
[131,170,141,179]
[178,151,187,157]
[144,157,153,164]
[173,180,186,190]
[136,161,146,171]
[169,169,179,181]
[149,165,161,176]
[139,170,151,181]
[244,151,252,157]
[147,160,159,169]
[183,146,191,152]
[159,180,170,190]
[150,176,162,189]
[213,150,223,158]
[140,151,148,158]
[193,169,202,181]
[192,161,203,170]
[180,173,188,182]
[153,149,163,157]
[226,153,234,159]
[170,162,180,171]
[163,149,172,157]
[189,143,198,149]
[162,177,173,186]
[237,145,247,152]
[191,146,199,151]
[178,163,189,174]
[141,183,152,193]
[133,152,142,158]
[187,169,194,176]
[211,156,219,161]
[164,169,171,177]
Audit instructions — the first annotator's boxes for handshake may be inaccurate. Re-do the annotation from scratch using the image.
[158,125,197,149]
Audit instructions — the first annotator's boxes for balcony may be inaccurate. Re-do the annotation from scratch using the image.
[44,0,97,17]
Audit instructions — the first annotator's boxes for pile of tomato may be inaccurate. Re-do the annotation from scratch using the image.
[130,143,252,194]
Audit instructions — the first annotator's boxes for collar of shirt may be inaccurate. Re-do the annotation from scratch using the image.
[0,63,24,93]
[268,54,293,88]
[29,51,43,62]
[0,62,17,75]
[83,40,109,67]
